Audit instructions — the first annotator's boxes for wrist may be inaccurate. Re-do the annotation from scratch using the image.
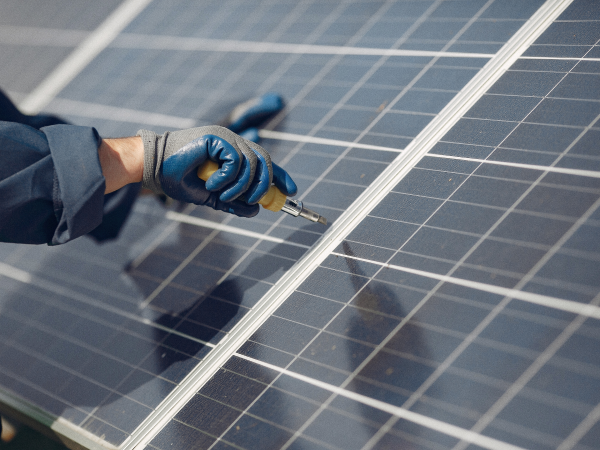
[98,136,144,194]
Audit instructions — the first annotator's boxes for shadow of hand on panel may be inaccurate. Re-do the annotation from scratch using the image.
[0,216,249,445]
[338,241,429,450]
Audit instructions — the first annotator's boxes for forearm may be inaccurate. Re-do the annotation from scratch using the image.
[98,136,144,194]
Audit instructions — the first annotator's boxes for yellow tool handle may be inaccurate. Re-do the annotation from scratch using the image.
[197,160,287,212]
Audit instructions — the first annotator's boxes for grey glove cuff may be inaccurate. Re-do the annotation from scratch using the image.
[138,129,165,194]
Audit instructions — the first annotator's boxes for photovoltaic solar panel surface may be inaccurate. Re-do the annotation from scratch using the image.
[146,2,600,450]
[0,0,598,449]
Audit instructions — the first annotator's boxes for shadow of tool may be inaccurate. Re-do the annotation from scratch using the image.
[339,241,430,449]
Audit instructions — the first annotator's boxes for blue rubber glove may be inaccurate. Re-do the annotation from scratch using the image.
[225,93,284,134]
[138,125,296,218]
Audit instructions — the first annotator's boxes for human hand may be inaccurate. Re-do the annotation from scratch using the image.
[138,125,296,217]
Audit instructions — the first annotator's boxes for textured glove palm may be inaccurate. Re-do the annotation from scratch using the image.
[138,125,296,218]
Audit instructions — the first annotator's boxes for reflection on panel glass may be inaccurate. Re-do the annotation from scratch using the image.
[151,2,600,450]
[2,1,599,449]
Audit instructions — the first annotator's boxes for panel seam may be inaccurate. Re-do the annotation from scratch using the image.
[122,1,574,448]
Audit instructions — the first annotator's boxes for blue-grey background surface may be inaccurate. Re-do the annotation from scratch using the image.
[1,0,599,449]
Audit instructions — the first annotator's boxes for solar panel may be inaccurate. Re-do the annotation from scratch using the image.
[0,0,598,449]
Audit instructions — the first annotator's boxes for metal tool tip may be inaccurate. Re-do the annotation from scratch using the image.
[317,216,327,225]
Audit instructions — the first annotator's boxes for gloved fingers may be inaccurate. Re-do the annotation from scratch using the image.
[245,148,273,204]
[239,127,260,143]
[161,142,209,194]
[226,93,285,134]
[201,191,260,217]
[216,136,257,202]
[202,134,244,191]
[216,197,260,218]
[272,163,297,197]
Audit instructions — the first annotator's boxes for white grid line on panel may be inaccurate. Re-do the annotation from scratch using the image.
[230,353,526,450]
[120,2,408,448]
[18,0,153,114]
[328,251,600,321]
[125,1,576,450]
[362,33,600,450]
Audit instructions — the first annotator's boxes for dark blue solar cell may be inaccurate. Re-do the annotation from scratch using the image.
[393,89,456,114]
[489,70,565,96]
[465,240,546,275]
[370,111,434,137]
[573,59,600,74]
[370,192,443,224]
[413,295,491,334]
[247,386,321,430]
[518,186,599,218]
[150,419,216,450]
[275,292,341,328]
[302,181,365,210]
[581,422,600,449]
[465,94,540,121]
[558,0,600,19]
[525,98,600,127]
[346,216,418,250]
[493,212,574,246]
[300,332,374,372]
[176,393,241,437]
[350,278,427,317]
[117,370,176,409]
[496,395,586,440]
[442,118,517,146]
[221,414,294,450]
[452,342,532,383]
[537,253,600,289]
[536,21,600,46]
[303,408,380,450]
[288,358,349,386]
[325,158,387,186]
[358,349,436,393]
[479,313,564,353]
[552,73,600,100]
[528,362,600,406]
[460,19,525,42]
[392,168,468,199]
[414,67,479,91]
[426,201,505,235]
[511,58,577,72]
[388,322,463,364]
[94,394,153,434]
[402,227,480,261]
[450,176,530,208]
[330,241,396,264]
[412,19,470,40]
[523,44,591,58]
[236,340,294,367]
[486,148,558,167]
[249,316,319,354]
[387,251,455,276]
[564,224,600,254]
[367,65,424,88]
[200,368,267,411]
[325,305,400,345]
[348,86,405,109]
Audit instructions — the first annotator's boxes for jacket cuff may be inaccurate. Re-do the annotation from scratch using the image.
[44,124,106,245]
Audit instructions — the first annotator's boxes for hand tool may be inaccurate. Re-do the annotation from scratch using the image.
[198,160,327,225]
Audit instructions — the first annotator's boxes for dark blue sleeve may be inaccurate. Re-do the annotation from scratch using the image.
[0,121,106,245]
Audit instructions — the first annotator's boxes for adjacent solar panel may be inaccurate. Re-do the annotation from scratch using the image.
[1,0,599,449]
